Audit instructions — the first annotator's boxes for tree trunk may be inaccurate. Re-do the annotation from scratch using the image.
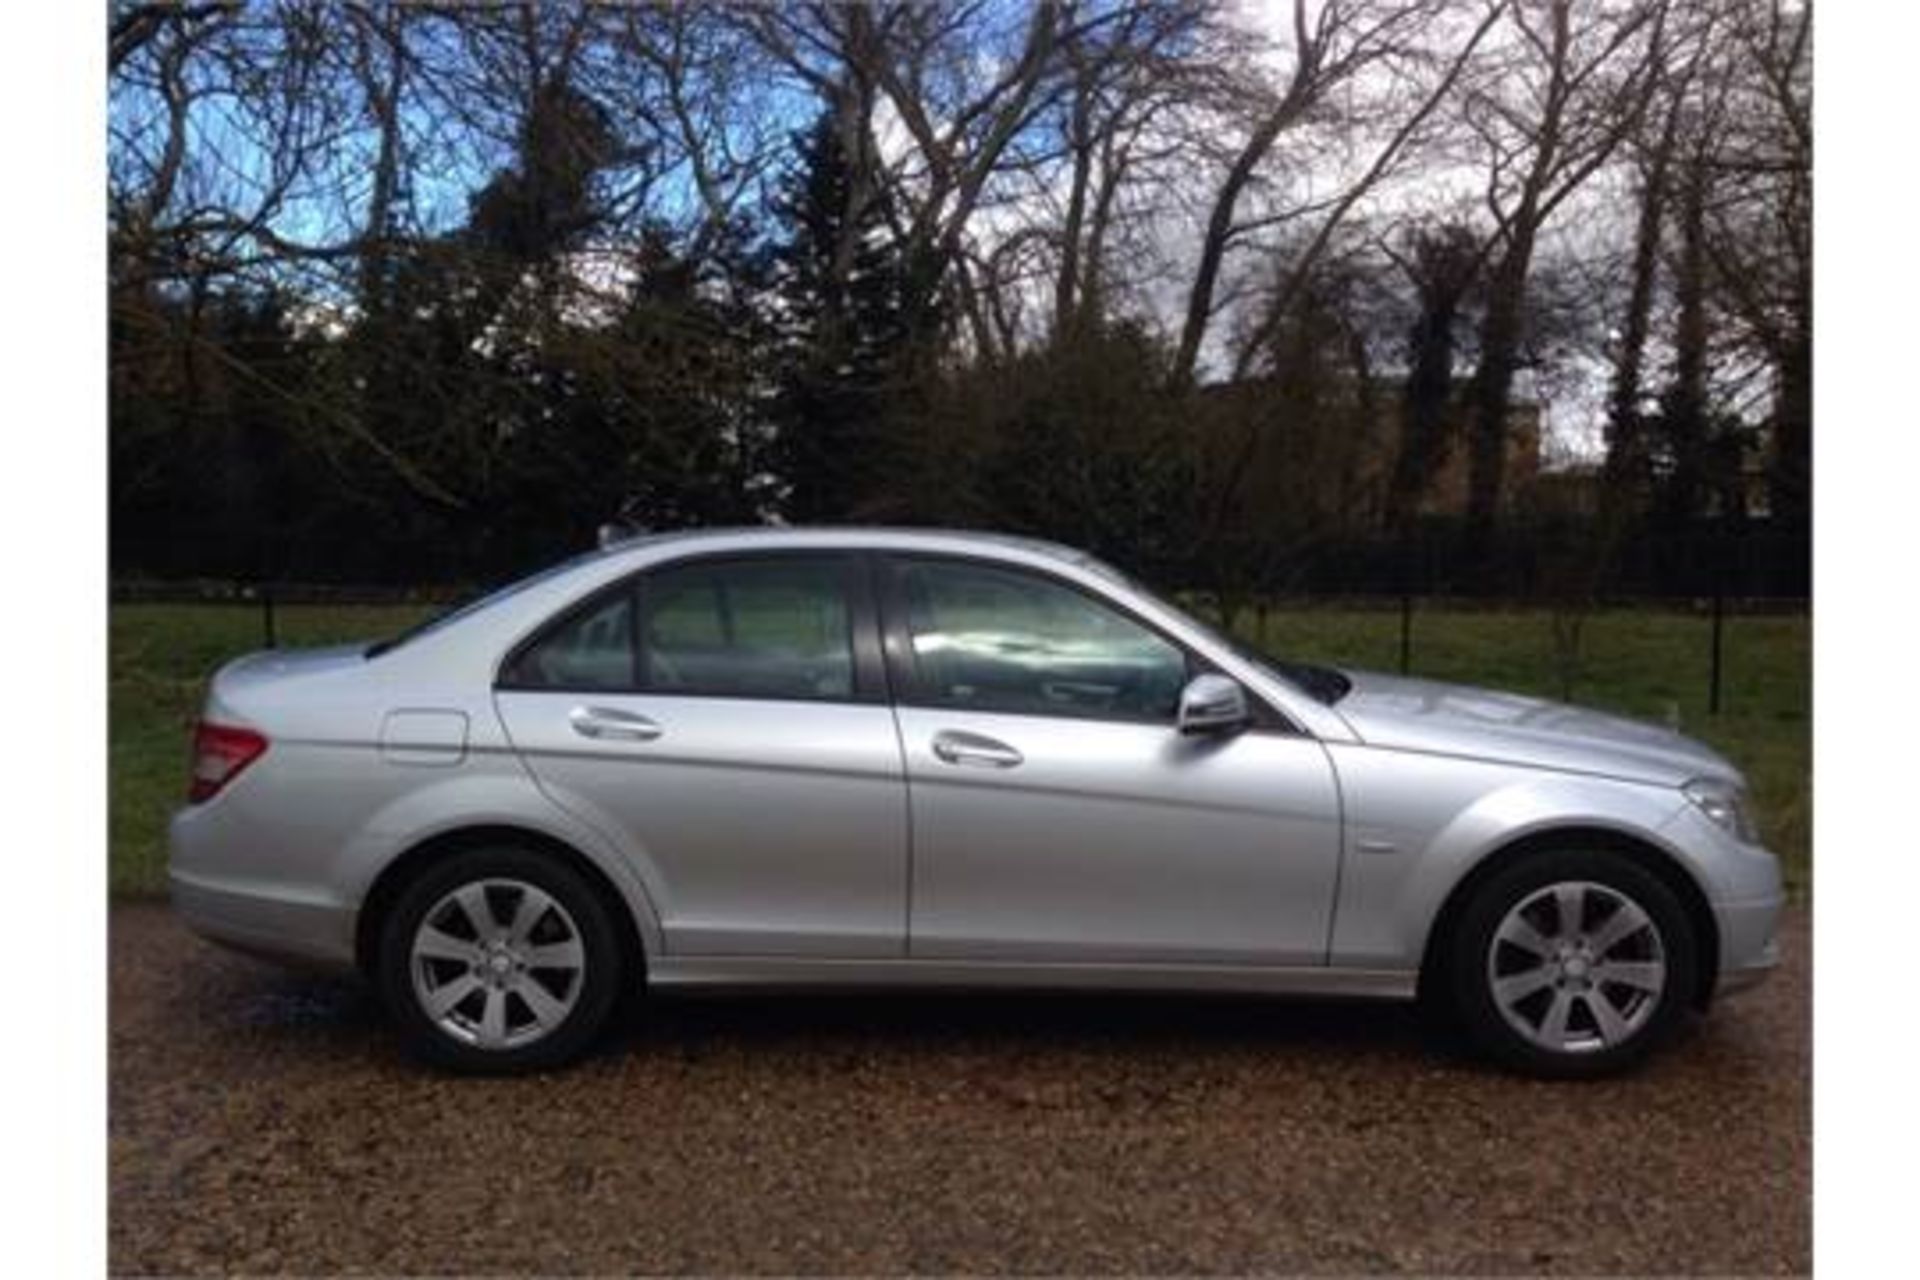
[1770,327,1811,528]
[1170,114,1285,388]
[1604,149,1674,513]
[1657,162,1709,528]
[1387,250,1468,528]
[1052,66,1096,343]
[1462,234,1533,556]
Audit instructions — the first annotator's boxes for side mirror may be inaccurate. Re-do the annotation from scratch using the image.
[1177,673,1250,735]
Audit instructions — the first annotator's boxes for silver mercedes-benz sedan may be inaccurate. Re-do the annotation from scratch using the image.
[169,526,1782,1076]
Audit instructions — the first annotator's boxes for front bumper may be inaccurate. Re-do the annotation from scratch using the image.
[1656,800,1787,1001]
[1713,892,1786,998]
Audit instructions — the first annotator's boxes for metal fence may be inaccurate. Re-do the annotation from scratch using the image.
[112,573,1807,719]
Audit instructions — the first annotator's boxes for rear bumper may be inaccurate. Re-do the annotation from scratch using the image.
[168,868,358,973]
[168,793,361,972]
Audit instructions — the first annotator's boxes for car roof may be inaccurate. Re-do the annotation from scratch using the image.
[600,524,1115,576]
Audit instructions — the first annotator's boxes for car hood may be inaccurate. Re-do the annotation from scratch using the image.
[1329,669,1737,787]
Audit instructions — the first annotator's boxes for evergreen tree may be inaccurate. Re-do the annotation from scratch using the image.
[467,80,619,268]
[767,104,914,522]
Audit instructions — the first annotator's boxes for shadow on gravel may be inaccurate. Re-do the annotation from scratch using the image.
[227,977,378,1032]
[617,988,1436,1061]
[138,919,1800,1089]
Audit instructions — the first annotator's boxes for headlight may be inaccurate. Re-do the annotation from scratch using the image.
[1684,777,1760,844]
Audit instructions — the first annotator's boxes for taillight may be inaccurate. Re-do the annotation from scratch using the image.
[188,722,268,803]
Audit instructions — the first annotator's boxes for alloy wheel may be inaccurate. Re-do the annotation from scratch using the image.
[1485,879,1668,1055]
[409,878,587,1050]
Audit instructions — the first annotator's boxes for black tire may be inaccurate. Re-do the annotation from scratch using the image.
[1446,848,1698,1079]
[375,845,626,1073]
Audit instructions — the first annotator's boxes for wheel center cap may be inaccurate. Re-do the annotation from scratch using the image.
[488,951,514,976]
[1563,955,1591,980]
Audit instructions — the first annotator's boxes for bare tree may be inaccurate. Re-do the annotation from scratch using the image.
[1455,0,1669,553]
[743,0,1082,346]
[593,3,785,264]
[1039,1,1210,342]
[1229,0,1508,381]
[1165,0,1458,389]
[1699,0,1810,527]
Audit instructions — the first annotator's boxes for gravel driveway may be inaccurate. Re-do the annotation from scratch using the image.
[110,903,1809,1275]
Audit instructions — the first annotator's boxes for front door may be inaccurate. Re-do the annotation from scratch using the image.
[494,553,908,957]
[882,556,1342,966]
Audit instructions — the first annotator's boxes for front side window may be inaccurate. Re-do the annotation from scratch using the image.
[642,558,855,701]
[897,559,1188,720]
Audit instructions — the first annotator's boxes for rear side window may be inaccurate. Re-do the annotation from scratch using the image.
[505,592,635,690]
[642,558,854,701]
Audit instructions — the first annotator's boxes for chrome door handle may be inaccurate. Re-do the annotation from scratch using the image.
[569,706,662,742]
[931,730,1023,769]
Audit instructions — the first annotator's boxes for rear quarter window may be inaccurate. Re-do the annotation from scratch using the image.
[501,591,636,690]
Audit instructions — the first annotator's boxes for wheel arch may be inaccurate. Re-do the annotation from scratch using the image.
[1415,824,1721,1011]
[353,823,647,987]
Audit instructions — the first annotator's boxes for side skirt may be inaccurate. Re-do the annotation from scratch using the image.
[646,955,1417,1001]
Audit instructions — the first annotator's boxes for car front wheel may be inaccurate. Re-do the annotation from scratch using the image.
[376,846,625,1073]
[1448,849,1698,1078]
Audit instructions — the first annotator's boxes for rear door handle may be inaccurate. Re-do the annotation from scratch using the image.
[569,706,662,742]
[931,730,1023,769]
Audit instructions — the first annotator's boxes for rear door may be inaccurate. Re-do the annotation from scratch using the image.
[494,553,909,957]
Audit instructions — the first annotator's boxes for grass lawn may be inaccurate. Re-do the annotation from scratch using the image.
[110,601,1809,899]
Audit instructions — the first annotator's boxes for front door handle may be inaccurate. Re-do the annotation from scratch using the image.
[569,706,663,742]
[931,730,1023,769]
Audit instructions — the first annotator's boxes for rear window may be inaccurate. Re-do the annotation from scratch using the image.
[367,548,612,658]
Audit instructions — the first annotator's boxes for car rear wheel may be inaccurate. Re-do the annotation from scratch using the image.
[376,846,625,1073]
[1448,849,1697,1078]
